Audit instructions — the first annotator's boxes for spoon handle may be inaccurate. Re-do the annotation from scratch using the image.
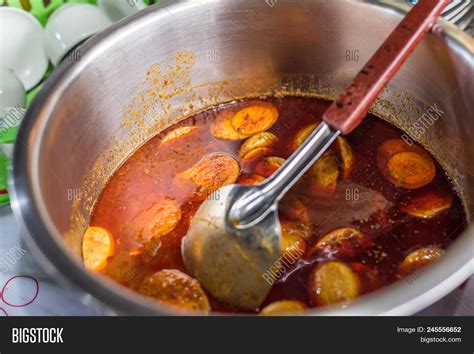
[323,0,449,134]
[229,0,448,227]
[229,122,338,228]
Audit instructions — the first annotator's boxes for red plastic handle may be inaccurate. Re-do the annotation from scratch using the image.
[322,0,449,135]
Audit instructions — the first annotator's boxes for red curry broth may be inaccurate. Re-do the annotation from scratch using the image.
[85,96,466,314]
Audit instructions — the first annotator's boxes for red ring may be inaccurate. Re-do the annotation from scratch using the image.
[1,276,39,307]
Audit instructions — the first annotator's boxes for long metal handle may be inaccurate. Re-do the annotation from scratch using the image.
[229,122,339,228]
[228,0,449,228]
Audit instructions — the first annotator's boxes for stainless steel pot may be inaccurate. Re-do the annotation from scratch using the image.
[10,0,474,315]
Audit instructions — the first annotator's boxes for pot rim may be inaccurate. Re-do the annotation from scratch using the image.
[11,0,474,316]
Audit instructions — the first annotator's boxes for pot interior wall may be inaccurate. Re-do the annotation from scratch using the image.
[28,0,473,310]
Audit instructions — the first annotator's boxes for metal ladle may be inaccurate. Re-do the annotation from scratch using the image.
[182,0,449,310]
